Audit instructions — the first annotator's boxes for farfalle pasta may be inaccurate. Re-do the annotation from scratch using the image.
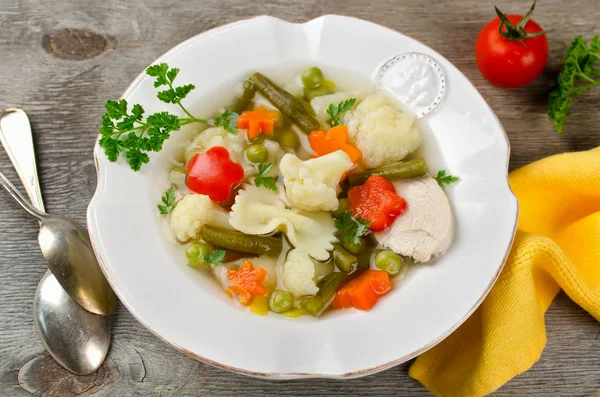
[229,185,337,261]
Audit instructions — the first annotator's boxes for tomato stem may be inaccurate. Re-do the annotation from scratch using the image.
[495,0,545,42]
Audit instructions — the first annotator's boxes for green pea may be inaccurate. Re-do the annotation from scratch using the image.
[249,134,266,144]
[279,129,300,149]
[269,290,293,313]
[245,144,269,163]
[304,86,333,101]
[375,250,404,275]
[185,242,211,269]
[274,112,290,129]
[301,67,324,89]
[331,198,349,219]
[342,237,367,255]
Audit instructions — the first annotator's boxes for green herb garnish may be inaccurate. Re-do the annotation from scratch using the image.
[434,170,459,188]
[548,35,600,133]
[213,109,239,134]
[254,163,277,192]
[326,98,357,126]
[254,163,278,191]
[204,249,226,267]
[335,210,371,244]
[100,63,236,171]
[158,186,177,215]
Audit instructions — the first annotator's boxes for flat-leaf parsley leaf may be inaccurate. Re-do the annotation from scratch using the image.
[434,170,459,188]
[158,186,177,215]
[327,98,357,126]
[335,210,371,244]
[204,249,226,267]
[548,35,600,133]
[254,163,278,191]
[213,109,239,134]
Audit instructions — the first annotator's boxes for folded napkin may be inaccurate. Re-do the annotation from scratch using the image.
[409,147,600,397]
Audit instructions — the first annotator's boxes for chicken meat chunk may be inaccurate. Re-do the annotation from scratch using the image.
[374,175,454,262]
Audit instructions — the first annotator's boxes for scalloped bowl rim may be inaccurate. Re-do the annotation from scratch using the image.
[87,14,518,379]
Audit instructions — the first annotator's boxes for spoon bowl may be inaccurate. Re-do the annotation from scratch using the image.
[38,214,118,315]
[0,172,117,315]
[34,270,110,374]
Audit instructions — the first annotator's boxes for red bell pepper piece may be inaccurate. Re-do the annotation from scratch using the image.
[186,146,244,202]
[347,175,406,232]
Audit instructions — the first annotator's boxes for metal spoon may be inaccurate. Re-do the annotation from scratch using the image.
[0,108,111,374]
[0,110,116,316]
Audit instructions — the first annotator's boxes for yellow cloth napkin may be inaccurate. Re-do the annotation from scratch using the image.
[409,147,600,397]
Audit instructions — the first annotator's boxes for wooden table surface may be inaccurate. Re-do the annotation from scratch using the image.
[1,0,599,395]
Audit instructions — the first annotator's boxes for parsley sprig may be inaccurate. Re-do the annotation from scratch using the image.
[335,210,371,244]
[213,109,239,134]
[327,98,357,126]
[99,63,238,171]
[254,163,278,191]
[548,35,600,133]
[434,170,459,188]
[158,186,177,215]
[204,249,226,267]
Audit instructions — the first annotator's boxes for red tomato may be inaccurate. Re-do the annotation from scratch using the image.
[475,3,548,88]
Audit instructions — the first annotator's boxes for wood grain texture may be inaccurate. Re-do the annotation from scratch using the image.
[0,0,599,395]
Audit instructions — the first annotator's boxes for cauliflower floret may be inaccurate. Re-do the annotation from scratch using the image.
[282,248,319,297]
[184,126,252,174]
[169,194,231,242]
[279,151,353,212]
[347,92,421,169]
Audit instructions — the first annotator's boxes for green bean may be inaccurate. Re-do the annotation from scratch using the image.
[356,252,371,272]
[301,67,324,89]
[230,80,257,114]
[342,236,367,255]
[348,158,427,186]
[331,198,349,219]
[250,72,320,134]
[278,129,300,149]
[269,290,293,313]
[375,250,404,275]
[185,242,211,269]
[202,226,282,257]
[245,144,268,163]
[302,271,348,316]
[332,243,358,273]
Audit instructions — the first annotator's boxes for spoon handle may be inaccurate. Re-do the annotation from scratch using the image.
[0,170,46,221]
[0,108,45,212]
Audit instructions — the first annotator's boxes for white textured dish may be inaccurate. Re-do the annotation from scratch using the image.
[87,15,518,379]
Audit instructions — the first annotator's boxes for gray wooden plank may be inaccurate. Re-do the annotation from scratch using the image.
[0,0,599,395]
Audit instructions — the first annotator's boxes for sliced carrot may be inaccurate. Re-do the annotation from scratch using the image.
[237,106,279,139]
[309,125,362,163]
[332,270,392,311]
[227,260,267,306]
